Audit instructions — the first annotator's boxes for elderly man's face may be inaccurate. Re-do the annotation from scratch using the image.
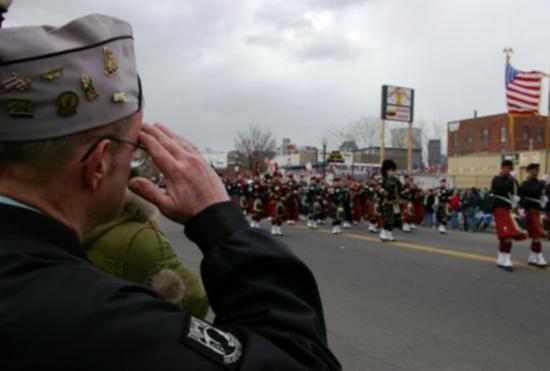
[100,112,143,222]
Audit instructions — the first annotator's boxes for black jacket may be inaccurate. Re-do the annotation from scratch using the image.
[490,175,518,210]
[0,202,341,371]
[519,177,545,210]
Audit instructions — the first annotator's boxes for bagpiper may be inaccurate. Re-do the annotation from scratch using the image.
[307,176,324,229]
[342,177,353,229]
[285,174,301,225]
[490,159,527,271]
[269,172,287,236]
[378,160,402,241]
[328,178,346,234]
[351,178,366,225]
[519,163,548,267]
[401,175,416,233]
[366,175,381,233]
[249,172,267,228]
[435,179,453,234]
[235,174,249,216]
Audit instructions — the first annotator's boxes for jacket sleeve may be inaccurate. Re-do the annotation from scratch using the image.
[184,201,342,370]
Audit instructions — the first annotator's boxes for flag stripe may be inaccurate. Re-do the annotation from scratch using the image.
[505,63,543,115]
[507,86,540,99]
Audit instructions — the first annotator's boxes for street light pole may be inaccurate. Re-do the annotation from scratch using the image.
[322,137,328,178]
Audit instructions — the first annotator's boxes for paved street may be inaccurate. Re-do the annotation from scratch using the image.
[162,218,550,371]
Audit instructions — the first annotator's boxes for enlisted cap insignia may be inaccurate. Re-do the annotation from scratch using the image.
[6,99,34,118]
[112,91,129,103]
[56,91,79,117]
[182,317,243,369]
[40,67,64,81]
[103,46,119,76]
[0,73,31,95]
[80,74,99,102]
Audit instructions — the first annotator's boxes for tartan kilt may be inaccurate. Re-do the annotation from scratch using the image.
[525,209,548,239]
[494,207,528,241]
[381,203,395,225]
[365,201,377,220]
[402,202,414,223]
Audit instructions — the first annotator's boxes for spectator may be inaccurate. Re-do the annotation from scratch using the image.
[424,189,435,228]
[465,188,481,232]
[449,192,461,230]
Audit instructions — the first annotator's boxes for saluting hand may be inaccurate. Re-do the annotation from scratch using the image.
[128,123,229,224]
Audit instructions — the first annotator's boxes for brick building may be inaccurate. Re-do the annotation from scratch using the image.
[448,113,547,156]
[447,113,550,188]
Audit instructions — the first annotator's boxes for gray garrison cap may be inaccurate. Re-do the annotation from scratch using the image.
[0,14,142,142]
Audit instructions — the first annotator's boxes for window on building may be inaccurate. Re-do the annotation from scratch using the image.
[537,127,544,142]
[523,126,529,141]
[482,128,489,144]
[467,130,473,144]
[500,126,507,143]
[452,132,458,147]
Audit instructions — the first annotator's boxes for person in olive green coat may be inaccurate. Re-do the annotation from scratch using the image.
[83,190,209,319]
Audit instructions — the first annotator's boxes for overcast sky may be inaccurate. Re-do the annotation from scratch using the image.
[5,0,550,151]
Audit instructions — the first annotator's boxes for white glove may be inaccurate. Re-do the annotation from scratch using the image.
[510,171,517,179]
[543,196,549,205]
[512,195,520,208]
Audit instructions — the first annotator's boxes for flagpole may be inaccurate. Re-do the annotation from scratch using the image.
[509,113,516,153]
[503,48,515,153]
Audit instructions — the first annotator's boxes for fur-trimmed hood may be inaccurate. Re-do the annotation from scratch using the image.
[123,189,159,223]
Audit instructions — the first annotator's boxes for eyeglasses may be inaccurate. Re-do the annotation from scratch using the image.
[81,135,149,169]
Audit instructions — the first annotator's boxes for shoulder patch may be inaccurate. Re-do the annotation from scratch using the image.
[182,316,243,369]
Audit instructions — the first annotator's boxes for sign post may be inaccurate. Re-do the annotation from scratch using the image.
[381,85,415,172]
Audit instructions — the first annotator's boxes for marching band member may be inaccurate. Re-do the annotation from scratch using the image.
[435,179,453,234]
[490,160,527,271]
[307,177,324,229]
[285,174,301,225]
[249,172,266,228]
[351,179,365,225]
[401,176,415,233]
[342,177,353,229]
[519,163,548,267]
[236,174,249,216]
[269,173,287,236]
[329,178,346,235]
[378,160,402,242]
[366,176,381,233]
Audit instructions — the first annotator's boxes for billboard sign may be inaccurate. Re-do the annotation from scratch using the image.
[381,85,414,123]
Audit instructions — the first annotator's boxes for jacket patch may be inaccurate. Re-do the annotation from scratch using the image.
[183,316,242,369]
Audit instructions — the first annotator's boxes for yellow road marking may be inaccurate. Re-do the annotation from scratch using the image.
[293,225,537,269]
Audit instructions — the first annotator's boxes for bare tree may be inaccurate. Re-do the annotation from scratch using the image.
[235,124,277,171]
[330,116,381,149]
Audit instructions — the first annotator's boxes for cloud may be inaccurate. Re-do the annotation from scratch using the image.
[3,0,550,152]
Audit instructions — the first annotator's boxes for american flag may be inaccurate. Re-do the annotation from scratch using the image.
[505,63,544,115]
[0,73,31,94]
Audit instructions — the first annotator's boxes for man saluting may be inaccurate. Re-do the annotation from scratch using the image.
[0,15,341,370]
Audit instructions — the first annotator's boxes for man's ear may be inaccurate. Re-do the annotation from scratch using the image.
[82,140,112,192]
